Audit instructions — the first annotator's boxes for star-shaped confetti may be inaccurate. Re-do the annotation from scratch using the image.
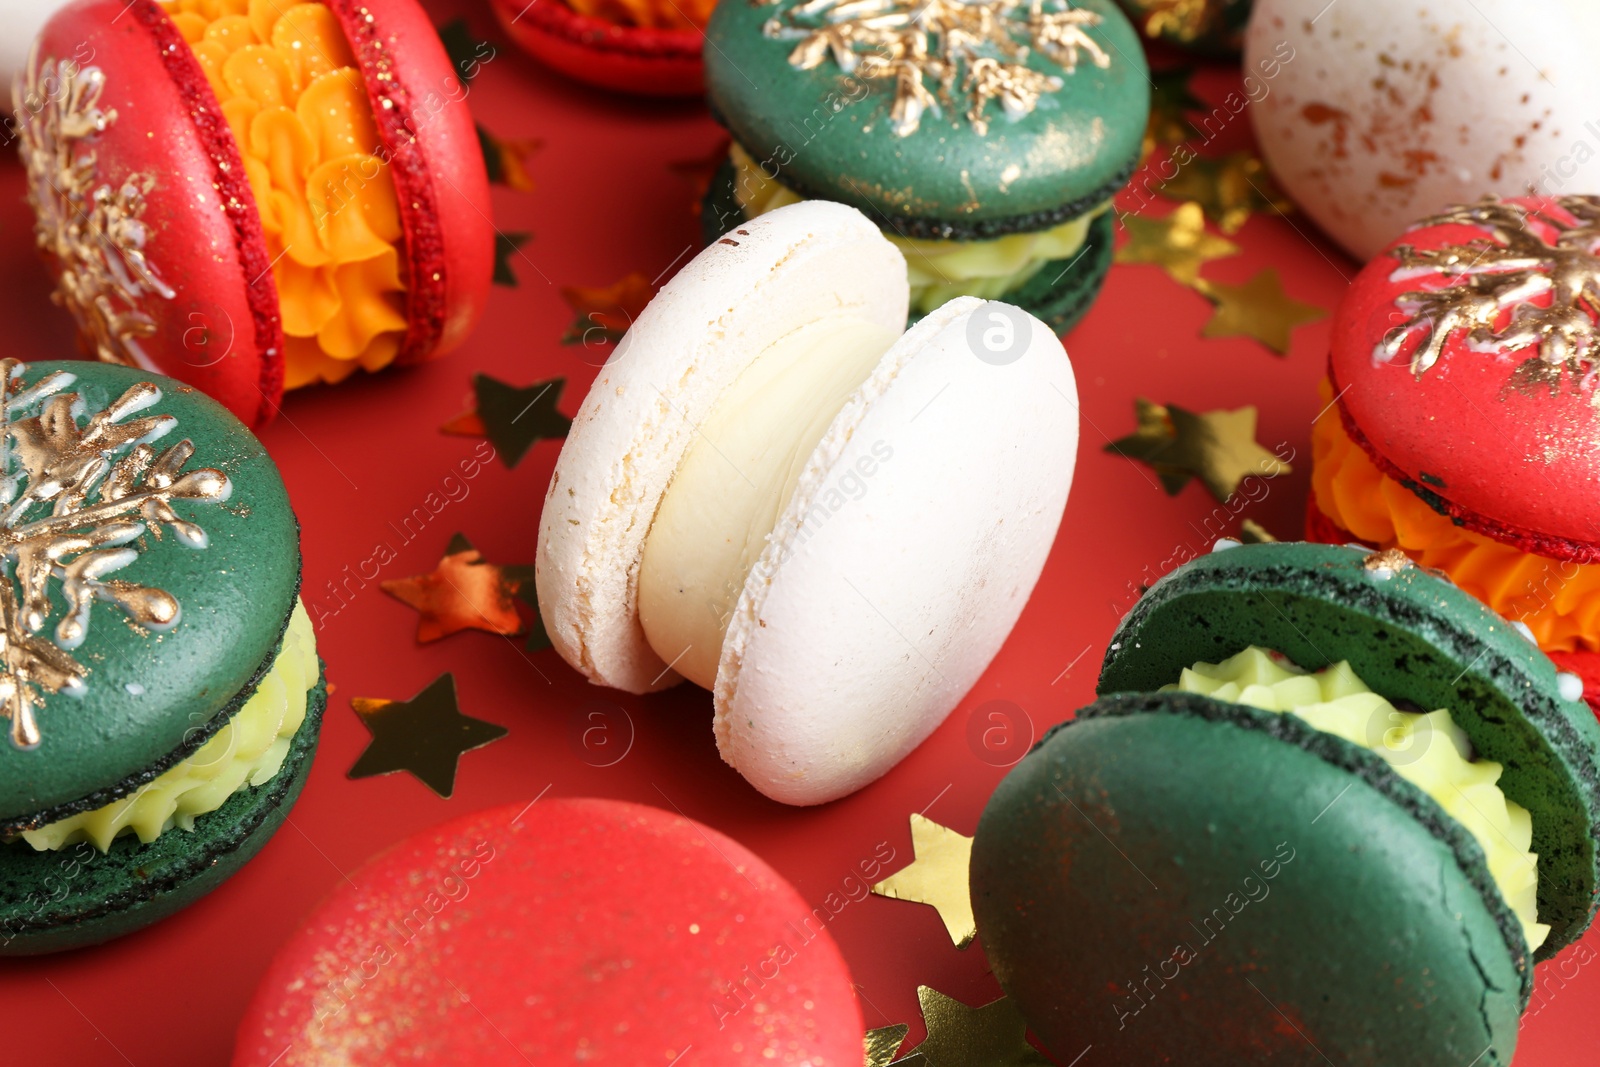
[380,533,535,642]
[1241,518,1278,543]
[866,1024,916,1067]
[1115,201,1240,285]
[1196,269,1327,355]
[1144,66,1203,152]
[1107,398,1292,502]
[1157,151,1293,234]
[872,814,976,949]
[348,674,508,798]
[478,126,541,192]
[438,18,490,84]
[441,374,570,468]
[561,271,657,345]
[494,231,532,287]
[902,988,1050,1067]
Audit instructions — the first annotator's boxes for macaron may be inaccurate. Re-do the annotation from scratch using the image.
[971,540,1600,1066]
[233,798,862,1065]
[487,0,706,97]
[13,0,494,427]
[535,200,1078,805]
[0,0,69,87]
[0,358,321,955]
[1245,0,1600,261]
[1307,195,1600,708]
[701,0,1148,332]
[1116,0,1250,54]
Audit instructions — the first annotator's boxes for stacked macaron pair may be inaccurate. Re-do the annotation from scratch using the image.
[13,0,492,427]
[0,359,319,955]
[971,540,1600,1066]
[1308,195,1600,708]
[701,0,1149,332]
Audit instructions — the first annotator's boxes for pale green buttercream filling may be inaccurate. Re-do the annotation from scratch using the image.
[1167,646,1547,951]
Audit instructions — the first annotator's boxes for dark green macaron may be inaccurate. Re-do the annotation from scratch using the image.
[0,359,315,954]
[971,541,1600,1067]
[702,0,1148,326]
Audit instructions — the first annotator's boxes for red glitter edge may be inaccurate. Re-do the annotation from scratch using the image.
[130,0,285,425]
[1329,358,1600,566]
[326,0,448,366]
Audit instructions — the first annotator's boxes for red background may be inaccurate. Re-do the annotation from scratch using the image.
[0,1,1595,1063]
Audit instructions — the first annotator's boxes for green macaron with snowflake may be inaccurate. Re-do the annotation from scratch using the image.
[0,359,321,955]
[702,0,1149,332]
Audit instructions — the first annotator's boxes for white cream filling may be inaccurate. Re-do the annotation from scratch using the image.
[636,315,898,689]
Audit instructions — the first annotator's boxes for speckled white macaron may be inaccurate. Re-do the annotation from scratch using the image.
[535,200,1079,805]
[1246,0,1600,261]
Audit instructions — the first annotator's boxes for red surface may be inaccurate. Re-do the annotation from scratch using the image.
[233,799,862,1065]
[0,4,1597,1065]
[1331,197,1600,561]
[489,0,704,98]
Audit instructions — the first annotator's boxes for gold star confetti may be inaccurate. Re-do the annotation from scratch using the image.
[380,533,534,643]
[1107,398,1292,503]
[872,814,976,948]
[1116,201,1240,285]
[1240,518,1278,543]
[865,1024,913,1067]
[1196,269,1327,355]
[903,987,1051,1067]
[561,271,657,345]
[349,674,508,798]
[441,374,571,468]
[1158,151,1292,233]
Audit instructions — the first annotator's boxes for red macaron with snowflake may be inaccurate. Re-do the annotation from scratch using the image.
[232,798,863,1065]
[1309,195,1600,706]
[13,0,493,427]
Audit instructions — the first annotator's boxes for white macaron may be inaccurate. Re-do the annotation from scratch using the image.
[1246,0,1600,261]
[1,2,71,90]
[535,200,1078,805]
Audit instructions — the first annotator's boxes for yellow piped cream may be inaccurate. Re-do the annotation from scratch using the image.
[1168,646,1548,951]
[636,315,898,690]
[21,601,318,853]
[727,143,1107,316]
[163,0,409,389]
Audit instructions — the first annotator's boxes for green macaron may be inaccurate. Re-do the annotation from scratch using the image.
[701,0,1148,331]
[0,359,320,955]
[971,541,1600,1067]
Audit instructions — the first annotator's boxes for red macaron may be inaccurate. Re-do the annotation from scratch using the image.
[233,798,863,1065]
[14,0,493,427]
[488,0,704,98]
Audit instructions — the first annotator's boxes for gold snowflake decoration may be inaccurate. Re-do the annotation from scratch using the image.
[1378,196,1600,395]
[14,47,174,369]
[763,0,1111,136]
[0,359,230,750]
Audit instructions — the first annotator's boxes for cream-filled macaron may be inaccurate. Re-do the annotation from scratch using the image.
[535,201,1078,805]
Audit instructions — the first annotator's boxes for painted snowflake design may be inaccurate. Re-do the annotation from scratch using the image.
[1377,196,1600,394]
[762,0,1111,136]
[14,47,175,369]
[0,360,230,750]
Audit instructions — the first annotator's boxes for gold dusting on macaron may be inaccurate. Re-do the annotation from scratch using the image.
[1107,398,1292,503]
[1196,269,1327,356]
[901,987,1051,1066]
[14,49,175,368]
[1380,197,1600,388]
[871,814,977,948]
[1363,548,1415,573]
[763,0,1111,137]
[1116,201,1240,285]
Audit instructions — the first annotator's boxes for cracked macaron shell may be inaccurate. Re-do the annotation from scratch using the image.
[971,689,1527,1067]
[1097,540,1600,959]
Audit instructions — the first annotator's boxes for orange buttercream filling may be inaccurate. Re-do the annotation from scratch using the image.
[566,0,715,31]
[1312,380,1600,653]
[163,0,408,388]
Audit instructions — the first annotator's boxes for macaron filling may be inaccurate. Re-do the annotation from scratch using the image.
[1168,645,1547,951]
[1312,386,1600,655]
[14,601,318,853]
[727,143,1109,317]
[162,0,409,389]
[636,314,900,689]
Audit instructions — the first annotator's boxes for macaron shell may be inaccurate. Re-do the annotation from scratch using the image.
[0,675,325,955]
[488,0,705,97]
[1330,203,1600,559]
[328,0,494,363]
[716,297,1078,805]
[535,200,909,694]
[25,0,283,425]
[1098,540,1600,958]
[0,0,71,87]
[971,692,1525,1066]
[232,798,863,1065]
[1246,0,1600,261]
